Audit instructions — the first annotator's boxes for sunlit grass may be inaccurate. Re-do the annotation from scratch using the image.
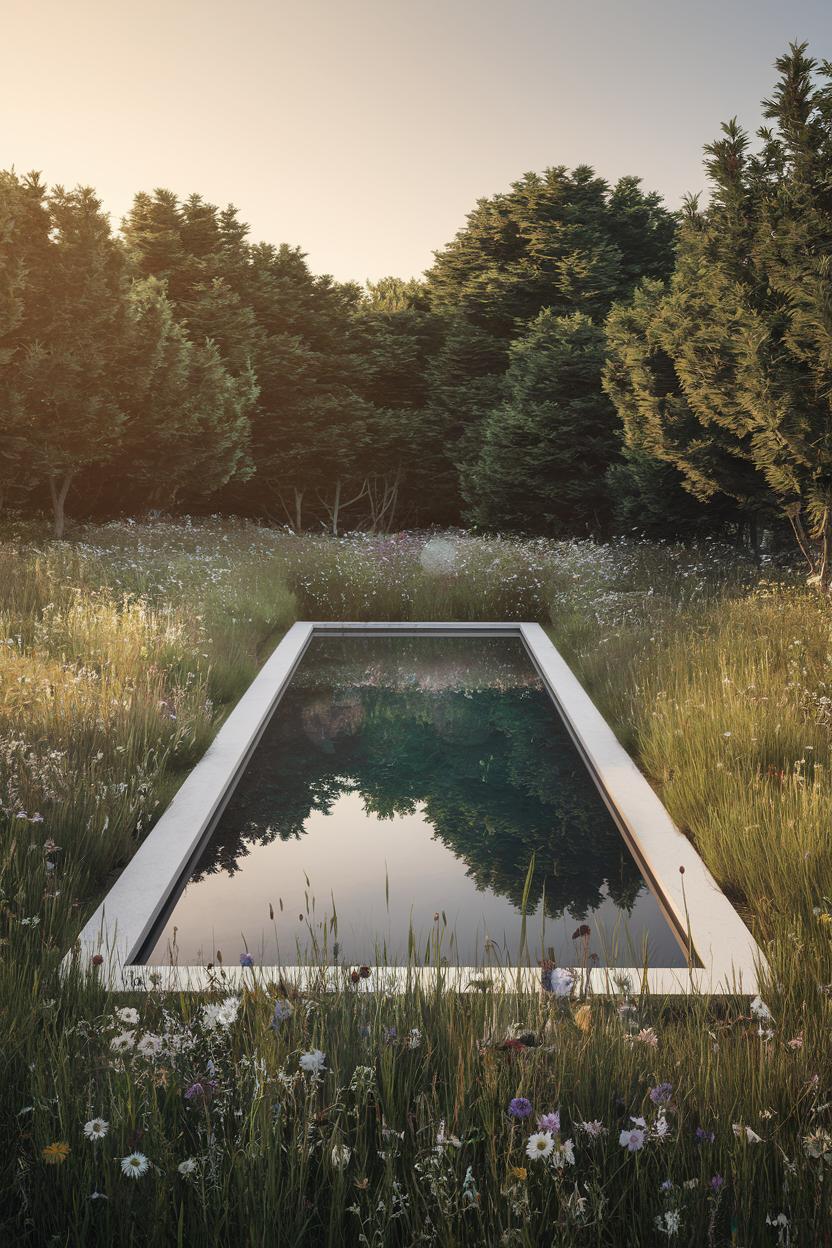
[1,518,830,1244]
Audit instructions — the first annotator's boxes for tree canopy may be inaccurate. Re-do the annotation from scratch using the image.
[603,44,832,578]
[3,40,832,569]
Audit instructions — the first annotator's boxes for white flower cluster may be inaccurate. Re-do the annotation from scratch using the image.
[201,995,240,1031]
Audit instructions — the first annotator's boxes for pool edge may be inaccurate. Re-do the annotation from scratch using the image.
[65,622,766,997]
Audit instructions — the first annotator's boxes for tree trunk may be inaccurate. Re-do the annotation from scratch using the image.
[364,470,401,532]
[748,513,760,563]
[787,504,817,577]
[49,473,74,540]
[818,511,831,594]
[787,503,832,593]
[331,479,341,537]
[293,488,304,534]
[318,480,368,535]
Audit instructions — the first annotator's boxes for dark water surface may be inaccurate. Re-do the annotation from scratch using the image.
[146,636,687,968]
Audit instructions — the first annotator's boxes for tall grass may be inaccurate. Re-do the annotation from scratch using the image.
[1,519,830,1245]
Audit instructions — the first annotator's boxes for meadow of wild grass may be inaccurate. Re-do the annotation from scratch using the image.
[1,517,831,1246]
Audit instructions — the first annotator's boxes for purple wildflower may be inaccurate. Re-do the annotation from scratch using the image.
[270,999,293,1032]
[619,1126,646,1151]
[695,1127,715,1145]
[536,1111,560,1134]
[239,952,254,968]
[508,1097,533,1120]
[649,1082,673,1106]
[710,1174,725,1193]
[184,1079,217,1104]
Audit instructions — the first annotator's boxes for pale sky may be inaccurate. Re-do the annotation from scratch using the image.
[3,0,831,283]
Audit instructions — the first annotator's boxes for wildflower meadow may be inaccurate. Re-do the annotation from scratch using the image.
[1,518,831,1245]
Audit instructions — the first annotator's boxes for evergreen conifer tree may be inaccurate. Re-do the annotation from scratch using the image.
[615,45,832,583]
[468,312,617,534]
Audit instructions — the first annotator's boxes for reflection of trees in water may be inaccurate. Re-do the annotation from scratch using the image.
[193,676,643,919]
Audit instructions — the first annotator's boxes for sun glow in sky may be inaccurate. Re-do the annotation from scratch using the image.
[3,0,831,282]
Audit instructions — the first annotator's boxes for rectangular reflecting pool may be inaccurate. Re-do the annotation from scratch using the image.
[143,634,688,969]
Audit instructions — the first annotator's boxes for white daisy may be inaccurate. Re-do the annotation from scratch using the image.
[110,1031,136,1053]
[137,1033,163,1059]
[216,996,240,1027]
[656,1209,682,1237]
[299,1049,326,1075]
[83,1117,109,1141]
[117,1007,139,1026]
[201,995,240,1031]
[121,1152,149,1179]
[652,1114,671,1140]
[750,996,773,1022]
[525,1130,555,1161]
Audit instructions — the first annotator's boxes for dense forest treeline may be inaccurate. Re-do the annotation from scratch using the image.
[2,44,832,581]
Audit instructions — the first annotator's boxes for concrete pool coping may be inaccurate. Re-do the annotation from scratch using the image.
[67,622,765,996]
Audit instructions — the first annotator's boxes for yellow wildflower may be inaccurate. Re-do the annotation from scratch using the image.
[42,1141,70,1165]
[509,1166,527,1182]
[574,1004,593,1033]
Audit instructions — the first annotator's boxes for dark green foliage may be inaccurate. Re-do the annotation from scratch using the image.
[603,44,832,580]
[0,171,52,513]
[425,167,677,529]
[0,163,679,537]
[124,190,418,532]
[467,313,618,534]
[427,166,676,334]
[15,45,832,554]
[234,250,373,531]
[356,282,446,527]
[603,279,767,537]
[86,278,256,515]
[411,315,507,524]
[0,180,255,534]
[7,184,133,536]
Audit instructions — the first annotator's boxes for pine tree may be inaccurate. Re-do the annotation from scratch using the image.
[644,45,832,585]
[468,312,618,534]
[123,188,260,384]
[603,278,767,536]
[96,278,255,511]
[232,247,375,529]
[424,316,508,521]
[427,165,676,333]
[358,280,445,526]
[426,165,677,525]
